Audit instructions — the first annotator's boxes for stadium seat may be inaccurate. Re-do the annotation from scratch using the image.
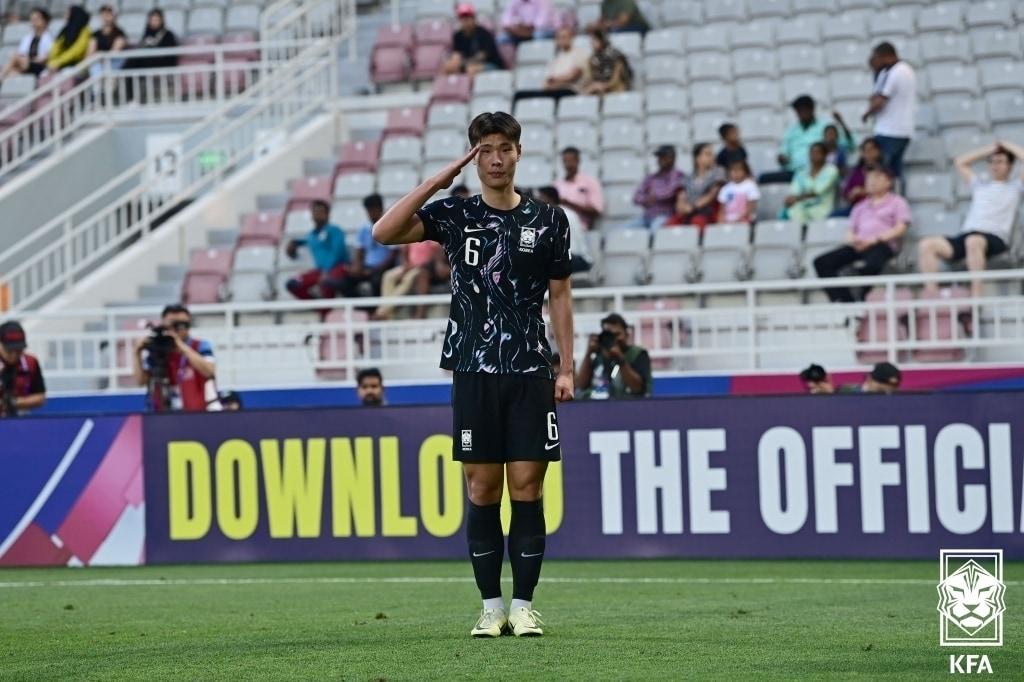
[284,209,314,237]
[371,46,410,84]
[603,228,650,286]
[473,70,513,97]
[643,56,686,86]
[601,91,645,122]
[868,6,916,37]
[705,0,746,22]
[520,125,555,158]
[829,70,875,104]
[234,245,277,274]
[288,176,334,207]
[380,135,423,168]
[965,0,1015,29]
[912,287,970,362]
[514,66,546,91]
[643,28,685,56]
[227,272,272,302]
[825,41,867,71]
[920,33,971,65]
[600,152,646,185]
[557,95,600,123]
[187,7,224,35]
[661,1,703,27]
[424,129,465,162]
[555,121,599,157]
[516,38,555,66]
[182,273,225,305]
[645,85,689,116]
[731,20,776,50]
[414,18,452,47]
[411,44,449,81]
[735,80,782,111]
[778,45,826,76]
[935,97,988,130]
[334,171,376,200]
[803,218,850,274]
[737,110,782,143]
[189,248,234,277]
[378,167,418,202]
[649,227,700,284]
[782,75,829,108]
[375,23,414,50]
[757,182,790,222]
[986,92,1024,126]
[856,288,912,364]
[913,207,962,239]
[609,32,642,63]
[604,183,642,221]
[906,172,955,207]
[751,221,802,280]
[430,74,471,104]
[225,4,261,33]
[330,201,368,232]
[645,116,691,150]
[927,64,980,96]
[917,2,963,33]
[515,157,555,188]
[969,27,1023,60]
[470,95,511,117]
[238,211,285,247]
[690,83,735,114]
[979,59,1024,92]
[687,53,731,84]
[750,0,791,19]
[163,9,187,37]
[701,223,752,283]
[600,119,644,152]
[384,107,427,139]
[904,136,946,170]
[821,12,867,41]
[776,16,821,46]
[428,103,468,132]
[686,24,730,54]
[733,48,777,79]
[514,97,556,125]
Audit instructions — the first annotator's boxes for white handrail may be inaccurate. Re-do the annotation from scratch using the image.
[0,39,339,312]
[12,269,1024,390]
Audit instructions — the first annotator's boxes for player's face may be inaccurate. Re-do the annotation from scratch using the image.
[475,134,521,190]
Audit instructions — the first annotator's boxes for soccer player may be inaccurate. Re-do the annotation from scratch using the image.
[373,112,574,638]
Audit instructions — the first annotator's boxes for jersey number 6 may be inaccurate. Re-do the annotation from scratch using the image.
[465,237,480,266]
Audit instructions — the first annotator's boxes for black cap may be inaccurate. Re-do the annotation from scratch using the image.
[653,144,676,157]
[870,362,901,386]
[0,321,27,351]
[791,94,815,110]
[799,364,827,383]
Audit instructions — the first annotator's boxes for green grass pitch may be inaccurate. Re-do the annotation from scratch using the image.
[1,560,1021,680]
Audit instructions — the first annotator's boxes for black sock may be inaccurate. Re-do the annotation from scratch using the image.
[508,499,546,602]
[466,501,503,600]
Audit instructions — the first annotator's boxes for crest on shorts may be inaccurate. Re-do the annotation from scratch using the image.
[519,227,536,252]
[461,429,473,451]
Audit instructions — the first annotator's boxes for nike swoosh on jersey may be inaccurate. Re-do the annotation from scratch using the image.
[463,226,489,233]
[544,442,560,450]
[472,550,496,557]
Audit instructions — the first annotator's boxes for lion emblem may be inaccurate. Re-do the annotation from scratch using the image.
[937,559,1006,636]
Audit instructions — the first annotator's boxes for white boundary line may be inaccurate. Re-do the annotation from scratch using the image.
[0,419,94,558]
[1,575,1020,589]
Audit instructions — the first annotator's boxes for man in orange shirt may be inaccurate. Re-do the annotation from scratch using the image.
[374,239,450,319]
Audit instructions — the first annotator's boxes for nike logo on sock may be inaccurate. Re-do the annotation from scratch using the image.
[520,552,543,558]
[472,550,496,557]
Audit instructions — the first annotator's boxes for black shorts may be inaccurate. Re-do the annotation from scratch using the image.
[946,232,1008,261]
[451,372,561,463]
[25,62,45,76]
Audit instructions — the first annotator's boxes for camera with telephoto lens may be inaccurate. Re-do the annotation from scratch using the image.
[145,324,178,378]
[597,330,617,352]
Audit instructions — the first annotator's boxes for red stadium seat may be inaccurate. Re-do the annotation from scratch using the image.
[410,44,449,81]
[288,175,334,209]
[371,46,411,84]
[238,211,285,247]
[182,273,225,304]
[188,248,234,277]
[856,288,912,364]
[336,139,380,174]
[383,106,426,139]
[414,18,452,47]
[317,309,370,381]
[912,287,970,362]
[221,31,260,61]
[374,23,414,50]
[635,299,688,370]
[430,74,472,104]
[183,34,219,61]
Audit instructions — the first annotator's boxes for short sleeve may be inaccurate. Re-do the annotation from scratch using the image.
[879,65,902,98]
[197,339,215,359]
[416,198,460,246]
[548,208,572,280]
[632,349,652,394]
[30,363,45,394]
[744,180,761,201]
[895,197,912,224]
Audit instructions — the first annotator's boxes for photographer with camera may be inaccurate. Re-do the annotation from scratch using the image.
[0,321,46,417]
[132,304,215,412]
[575,313,652,400]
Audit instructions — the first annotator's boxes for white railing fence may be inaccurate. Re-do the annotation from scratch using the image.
[0,39,339,312]
[0,0,354,183]
[13,270,1024,392]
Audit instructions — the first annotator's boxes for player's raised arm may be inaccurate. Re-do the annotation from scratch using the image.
[372,146,480,245]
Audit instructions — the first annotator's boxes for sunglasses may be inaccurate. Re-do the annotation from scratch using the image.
[170,321,191,330]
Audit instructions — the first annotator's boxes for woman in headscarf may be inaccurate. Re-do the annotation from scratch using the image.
[125,8,179,70]
[582,28,631,95]
[46,5,91,71]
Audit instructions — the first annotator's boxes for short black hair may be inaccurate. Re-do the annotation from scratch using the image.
[161,303,191,318]
[799,364,827,382]
[561,146,580,157]
[467,111,521,146]
[728,159,752,177]
[363,193,383,211]
[810,141,827,155]
[310,199,330,213]
[30,6,51,22]
[357,367,382,385]
[147,7,164,20]
[220,391,242,408]
[538,185,559,203]
[873,41,898,58]
[601,313,628,330]
[718,123,736,139]
[791,94,815,110]
[823,124,838,134]
[993,145,1017,165]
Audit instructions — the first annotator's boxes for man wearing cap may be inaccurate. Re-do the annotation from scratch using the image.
[443,4,506,76]
[132,304,216,412]
[761,95,845,184]
[860,362,901,394]
[629,145,685,230]
[0,321,46,417]
[799,364,834,394]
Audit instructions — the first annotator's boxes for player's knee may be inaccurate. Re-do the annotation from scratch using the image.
[507,479,542,501]
[466,477,502,505]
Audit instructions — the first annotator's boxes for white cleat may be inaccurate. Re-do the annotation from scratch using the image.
[508,606,544,637]
[471,608,509,638]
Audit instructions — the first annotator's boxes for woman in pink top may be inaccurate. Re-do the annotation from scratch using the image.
[812,167,910,302]
[375,239,450,319]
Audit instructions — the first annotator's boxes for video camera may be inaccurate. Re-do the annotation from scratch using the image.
[144,324,179,378]
[597,330,617,352]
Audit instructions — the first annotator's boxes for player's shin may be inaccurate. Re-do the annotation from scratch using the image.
[467,500,504,606]
[508,498,546,607]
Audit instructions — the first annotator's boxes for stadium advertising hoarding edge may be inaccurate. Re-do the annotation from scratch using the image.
[2,394,1022,567]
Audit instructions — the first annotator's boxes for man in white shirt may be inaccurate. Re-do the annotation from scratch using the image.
[498,0,556,45]
[862,42,916,179]
[0,8,53,88]
[918,141,1024,298]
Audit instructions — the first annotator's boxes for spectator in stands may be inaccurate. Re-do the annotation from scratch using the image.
[814,167,909,303]
[285,200,350,300]
[799,364,834,394]
[860,362,901,394]
[450,184,471,199]
[555,146,603,229]
[834,138,884,217]
[132,304,215,412]
[588,0,649,34]
[576,313,652,399]
[346,194,397,298]
[582,28,631,95]
[356,368,386,406]
[124,8,179,70]
[667,143,725,230]
[863,42,916,180]
[375,240,450,320]
[87,5,127,78]
[0,7,52,89]
[760,95,834,184]
[498,0,556,45]
[822,112,855,175]
[630,145,684,231]
[443,4,505,76]
[0,321,46,417]
[514,26,590,104]
[716,123,747,171]
[781,142,840,223]
[918,142,1024,299]
[537,186,593,273]
[218,391,242,411]
[717,160,760,225]
[46,5,91,73]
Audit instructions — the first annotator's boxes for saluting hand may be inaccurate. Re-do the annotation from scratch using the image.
[433,145,480,190]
